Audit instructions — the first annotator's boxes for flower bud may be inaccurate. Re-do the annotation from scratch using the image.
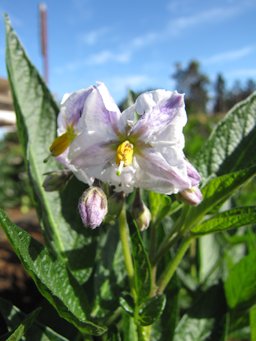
[43,170,72,191]
[78,187,108,229]
[132,190,151,231]
[179,186,203,206]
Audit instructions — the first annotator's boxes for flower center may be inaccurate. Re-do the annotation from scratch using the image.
[116,140,134,176]
[50,125,77,157]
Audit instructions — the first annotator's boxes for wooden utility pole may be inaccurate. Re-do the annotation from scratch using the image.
[39,3,48,84]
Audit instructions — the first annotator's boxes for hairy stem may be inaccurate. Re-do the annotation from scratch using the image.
[119,204,136,299]
[157,236,193,294]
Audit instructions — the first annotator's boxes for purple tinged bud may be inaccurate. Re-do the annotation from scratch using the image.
[78,187,108,229]
[179,186,203,206]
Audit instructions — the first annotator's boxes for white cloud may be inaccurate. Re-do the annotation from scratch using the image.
[86,50,131,65]
[167,0,197,14]
[168,6,239,35]
[53,49,131,75]
[108,75,153,92]
[203,46,255,65]
[80,27,110,45]
[167,0,256,36]
[128,32,158,49]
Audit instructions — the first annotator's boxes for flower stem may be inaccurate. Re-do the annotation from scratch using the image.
[157,236,193,294]
[137,325,151,341]
[119,204,136,299]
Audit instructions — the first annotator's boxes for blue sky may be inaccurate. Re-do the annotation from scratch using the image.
[0,0,256,103]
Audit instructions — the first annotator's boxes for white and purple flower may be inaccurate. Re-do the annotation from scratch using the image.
[50,82,202,200]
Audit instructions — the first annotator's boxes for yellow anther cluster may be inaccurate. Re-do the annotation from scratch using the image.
[50,125,77,157]
[116,140,134,175]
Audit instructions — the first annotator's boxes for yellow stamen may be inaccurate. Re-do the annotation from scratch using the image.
[116,140,134,176]
[49,125,77,157]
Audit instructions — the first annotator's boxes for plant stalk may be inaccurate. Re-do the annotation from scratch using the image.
[119,204,136,299]
[157,236,193,294]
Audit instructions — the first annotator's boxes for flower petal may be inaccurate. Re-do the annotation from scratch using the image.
[81,82,121,137]
[69,139,115,185]
[185,160,201,186]
[57,87,93,134]
[135,148,191,193]
[130,90,186,141]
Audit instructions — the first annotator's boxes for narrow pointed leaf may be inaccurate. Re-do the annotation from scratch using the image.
[0,209,107,336]
[185,165,256,228]
[191,206,256,235]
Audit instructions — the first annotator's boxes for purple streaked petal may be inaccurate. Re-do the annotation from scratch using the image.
[185,160,201,186]
[82,82,121,137]
[70,142,114,169]
[130,90,186,141]
[57,87,93,133]
[136,148,190,192]
[135,169,178,194]
[68,142,115,186]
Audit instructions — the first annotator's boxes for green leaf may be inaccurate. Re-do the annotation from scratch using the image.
[250,305,256,341]
[130,220,152,304]
[191,206,256,235]
[225,252,256,310]
[5,307,40,341]
[148,192,181,224]
[119,295,134,317]
[195,91,256,179]
[173,315,213,341]
[5,15,96,283]
[160,275,179,341]
[0,209,107,336]
[91,226,126,320]
[0,298,68,341]
[185,165,256,228]
[137,295,166,326]
[198,234,221,284]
